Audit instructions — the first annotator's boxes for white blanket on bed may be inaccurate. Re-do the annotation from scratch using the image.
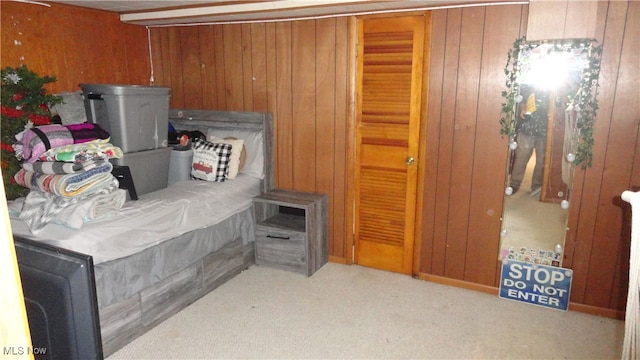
[16,184,125,233]
[9,174,261,264]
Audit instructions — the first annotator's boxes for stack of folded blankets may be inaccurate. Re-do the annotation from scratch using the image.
[12,123,127,234]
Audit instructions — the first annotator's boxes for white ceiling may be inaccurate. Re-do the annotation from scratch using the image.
[47,0,523,26]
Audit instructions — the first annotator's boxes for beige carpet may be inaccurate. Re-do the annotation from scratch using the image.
[108,263,624,359]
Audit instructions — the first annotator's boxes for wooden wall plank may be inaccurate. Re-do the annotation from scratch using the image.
[251,23,268,112]
[315,18,337,254]
[158,28,173,91]
[180,27,203,109]
[446,7,484,281]
[150,29,164,86]
[241,24,254,111]
[213,27,227,110]
[564,0,600,39]
[569,0,624,305]
[632,119,640,189]
[465,5,523,286]
[526,0,568,41]
[123,24,152,85]
[223,24,245,110]
[199,26,219,110]
[63,13,89,89]
[46,16,67,87]
[168,28,185,107]
[585,0,637,309]
[615,3,640,309]
[315,18,336,195]
[265,23,278,115]
[437,8,462,279]
[113,25,146,84]
[110,31,134,84]
[421,9,447,274]
[275,22,293,189]
[264,23,278,186]
[291,21,317,192]
[333,16,350,259]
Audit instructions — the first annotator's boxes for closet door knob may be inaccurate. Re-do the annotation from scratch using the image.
[406,156,415,165]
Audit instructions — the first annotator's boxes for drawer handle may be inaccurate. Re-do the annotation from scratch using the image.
[267,235,290,240]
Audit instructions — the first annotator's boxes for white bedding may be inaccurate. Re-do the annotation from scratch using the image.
[10,174,261,264]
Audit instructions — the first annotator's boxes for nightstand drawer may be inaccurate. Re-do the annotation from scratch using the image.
[255,228,306,272]
[255,227,306,244]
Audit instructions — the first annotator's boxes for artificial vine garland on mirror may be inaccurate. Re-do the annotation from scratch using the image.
[500,37,602,169]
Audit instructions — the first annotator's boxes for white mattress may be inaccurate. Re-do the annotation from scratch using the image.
[10,174,261,264]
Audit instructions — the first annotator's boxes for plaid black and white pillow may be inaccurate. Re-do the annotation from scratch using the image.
[191,138,232,182]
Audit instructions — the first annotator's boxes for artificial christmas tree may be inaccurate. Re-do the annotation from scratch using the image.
[1,65,61,200]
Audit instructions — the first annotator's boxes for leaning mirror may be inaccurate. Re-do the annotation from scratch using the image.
[498,38,602,267]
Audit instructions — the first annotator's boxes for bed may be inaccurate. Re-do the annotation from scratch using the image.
[9,109,274,357]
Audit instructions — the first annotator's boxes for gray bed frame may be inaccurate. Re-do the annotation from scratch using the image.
[91,110,273,356]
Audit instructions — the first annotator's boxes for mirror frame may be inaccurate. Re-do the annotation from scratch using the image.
[499,37,603,169]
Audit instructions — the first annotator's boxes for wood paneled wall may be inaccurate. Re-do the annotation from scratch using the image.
[1,1,637,315]
[420,1,638,316]
[148,19,351,260]
[419,5,527,286]
[563,0,639,313]
[0,2,150,94]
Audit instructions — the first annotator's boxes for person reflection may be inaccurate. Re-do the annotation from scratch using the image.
[509,84,550,197]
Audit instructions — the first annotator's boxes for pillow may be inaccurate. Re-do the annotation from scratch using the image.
[207,128,264,179]
[50,91,88,125]
[191,138,232,182]
[206,135,246,179]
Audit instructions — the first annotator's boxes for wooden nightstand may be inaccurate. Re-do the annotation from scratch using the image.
[253,189,328,276]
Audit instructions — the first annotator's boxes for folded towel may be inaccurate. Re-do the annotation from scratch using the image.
[38,139,123,163]
[21,124,74,163]
[56,188,126,228]
[66,122,110,144]
[14,162,115,198]
[21,159,104,175]
[17,183,124,233]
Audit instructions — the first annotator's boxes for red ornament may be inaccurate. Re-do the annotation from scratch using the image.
[12,93,24,102]
[28,113,51,126]
[0,142,15,152]
[1,105,23,118]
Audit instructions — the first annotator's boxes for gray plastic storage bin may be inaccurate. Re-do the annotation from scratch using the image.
[110,147,172,198]
[168,148,193,185]
[81,84,171,153]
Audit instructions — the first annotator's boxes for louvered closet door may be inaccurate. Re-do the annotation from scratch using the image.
[354,15,424,274]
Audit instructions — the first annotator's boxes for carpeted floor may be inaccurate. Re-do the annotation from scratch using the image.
[108,263,624,359]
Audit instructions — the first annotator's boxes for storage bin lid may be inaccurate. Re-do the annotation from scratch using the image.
[80,84,171,96]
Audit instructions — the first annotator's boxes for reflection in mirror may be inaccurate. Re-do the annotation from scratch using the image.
[498,38,602,267]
